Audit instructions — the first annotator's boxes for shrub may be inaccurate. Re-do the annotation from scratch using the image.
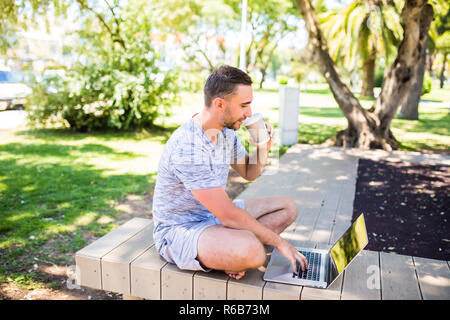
[374,68,384,88]
[422,73,432,96]
[278,75,289,85]
[28,47,179,131]
[26,2,180,132]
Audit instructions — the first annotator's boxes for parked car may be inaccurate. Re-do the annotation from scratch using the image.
[0,69,32,111]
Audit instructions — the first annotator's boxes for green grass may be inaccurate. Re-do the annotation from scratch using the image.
[0,128,173,289]
[0,82,448,291]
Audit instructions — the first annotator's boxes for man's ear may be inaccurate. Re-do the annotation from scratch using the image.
[212,97,226,113]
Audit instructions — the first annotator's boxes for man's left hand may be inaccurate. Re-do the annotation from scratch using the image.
[264,121,274,150]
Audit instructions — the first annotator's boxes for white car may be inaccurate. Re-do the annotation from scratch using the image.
[0,70,32,111]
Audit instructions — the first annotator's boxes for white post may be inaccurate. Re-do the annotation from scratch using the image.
[239,0,247,71]
[279,86,300,146]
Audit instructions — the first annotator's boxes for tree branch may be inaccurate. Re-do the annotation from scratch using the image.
[75,0,126,50]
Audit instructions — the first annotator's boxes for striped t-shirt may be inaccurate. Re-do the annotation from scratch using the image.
[152,117,247,248]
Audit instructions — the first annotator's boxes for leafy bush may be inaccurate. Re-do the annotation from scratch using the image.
[374,68,384,88]
[26,2,180,132]
[28,47,179,131]
[422,73,432,96]
[278,75,289,85]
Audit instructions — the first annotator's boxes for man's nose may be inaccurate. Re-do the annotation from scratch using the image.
[245,108,252,119]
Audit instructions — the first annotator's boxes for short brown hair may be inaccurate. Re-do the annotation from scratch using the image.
[204,65,252,107]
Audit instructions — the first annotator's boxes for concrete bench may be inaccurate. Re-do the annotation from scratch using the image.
[75,145,450,300]
[75,214,450,300]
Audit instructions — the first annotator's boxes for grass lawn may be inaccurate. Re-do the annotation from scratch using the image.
[0,82,448,291]
[0,128,174,289]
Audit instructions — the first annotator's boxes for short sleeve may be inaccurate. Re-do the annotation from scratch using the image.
[171,143,222,190]
[232,134,247,164]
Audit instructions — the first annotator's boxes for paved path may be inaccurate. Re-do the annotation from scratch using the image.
[0,110,27,130]
[232,144,450,299]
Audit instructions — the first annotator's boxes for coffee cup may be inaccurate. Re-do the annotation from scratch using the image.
[242,113,270,146]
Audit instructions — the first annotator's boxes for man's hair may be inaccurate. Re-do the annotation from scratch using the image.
[204,65,252,107]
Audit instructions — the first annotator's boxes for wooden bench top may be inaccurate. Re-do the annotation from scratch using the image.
[75,217,450,300]
[75,145,450,300]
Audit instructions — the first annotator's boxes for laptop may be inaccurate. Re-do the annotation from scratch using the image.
[264,213,368,289]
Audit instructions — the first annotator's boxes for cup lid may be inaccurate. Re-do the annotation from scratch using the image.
[242,113,263,126]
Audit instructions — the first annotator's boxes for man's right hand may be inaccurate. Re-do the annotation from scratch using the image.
[276,238,309,274]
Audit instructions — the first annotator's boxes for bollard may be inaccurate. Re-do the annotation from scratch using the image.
[278,86,300,146]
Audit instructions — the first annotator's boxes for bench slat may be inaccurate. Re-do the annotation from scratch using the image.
[193,270,229,300]
[413,256,450,300]
[227,268,265,300]
[380,252,421,300]
[130,245,168,300]
[301,242,343,300]
[341,250,381,300]
[101,222,155,295]
[161,263,195,300]
[262,240,314,300]
[75,217,152,289]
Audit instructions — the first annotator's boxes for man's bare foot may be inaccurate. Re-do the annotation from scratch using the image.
[225,270,246,280]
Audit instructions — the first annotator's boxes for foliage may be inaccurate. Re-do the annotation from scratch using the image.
[374,65,384,88]
[422,72,432,96]
[228,0,299,86]
[278,75,289,85]
[0,0,70,54]
[25,1,180,131]
[151,0,236,73]
[319,1,403,70]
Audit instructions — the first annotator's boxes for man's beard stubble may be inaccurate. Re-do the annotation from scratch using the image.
[222,106,244,131]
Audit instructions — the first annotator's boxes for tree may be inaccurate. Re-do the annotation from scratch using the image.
[294,0,434,150]
[0,0,70,54]
[398,0,448,119]
[319,0,403,98]
[397,35,428,120]
[26,0,180,131]
[226,0,298,88]
[151,0,236,73]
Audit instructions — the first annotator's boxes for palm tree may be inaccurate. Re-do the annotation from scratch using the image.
[319,0,403,98]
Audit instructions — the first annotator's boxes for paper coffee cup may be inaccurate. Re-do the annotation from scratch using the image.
[242,113,270,146]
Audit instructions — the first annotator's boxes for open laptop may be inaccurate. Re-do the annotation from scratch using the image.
[264,213,368,289]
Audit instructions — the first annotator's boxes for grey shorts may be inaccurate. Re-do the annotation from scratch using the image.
[158,199,246,272]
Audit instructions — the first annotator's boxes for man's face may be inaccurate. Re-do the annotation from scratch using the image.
[220,84,253,130]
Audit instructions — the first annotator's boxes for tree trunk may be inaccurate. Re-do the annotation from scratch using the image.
[259,69,266,89]
[440,52,448,88]
[360,54,376,99]
[294,0,434,151]
[398,35,428,120]
[371,1,434,142]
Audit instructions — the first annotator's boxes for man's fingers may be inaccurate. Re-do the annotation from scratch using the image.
[296,252,308,271]
[291,259,297,274]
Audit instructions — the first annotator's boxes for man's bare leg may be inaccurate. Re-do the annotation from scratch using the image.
[197,196,297,279]
[245,196,297,234]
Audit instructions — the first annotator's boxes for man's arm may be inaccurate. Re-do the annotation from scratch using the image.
[190,186,308,272]
[231,144,270,181]
[231,122,273,181]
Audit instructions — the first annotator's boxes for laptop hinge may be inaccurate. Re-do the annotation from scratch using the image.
[327,254,338,286]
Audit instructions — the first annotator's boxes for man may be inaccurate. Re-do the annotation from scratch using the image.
[152,65,308,280]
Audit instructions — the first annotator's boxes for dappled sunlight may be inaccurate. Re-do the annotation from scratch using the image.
[281,230,310,242]
[311,229,332,243]
[420,275,450,287]
[74,212,98,227]
[6,212,36,222]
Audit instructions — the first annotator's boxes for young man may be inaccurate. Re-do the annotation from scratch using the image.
[152,65,308,280]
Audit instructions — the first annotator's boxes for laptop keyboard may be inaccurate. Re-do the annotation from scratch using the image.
[293,250,322,281]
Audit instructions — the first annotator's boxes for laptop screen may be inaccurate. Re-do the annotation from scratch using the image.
[330,214,368,275]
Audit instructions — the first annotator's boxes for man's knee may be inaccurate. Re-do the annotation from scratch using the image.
[284,197,298,223]
[238,231,266,268]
